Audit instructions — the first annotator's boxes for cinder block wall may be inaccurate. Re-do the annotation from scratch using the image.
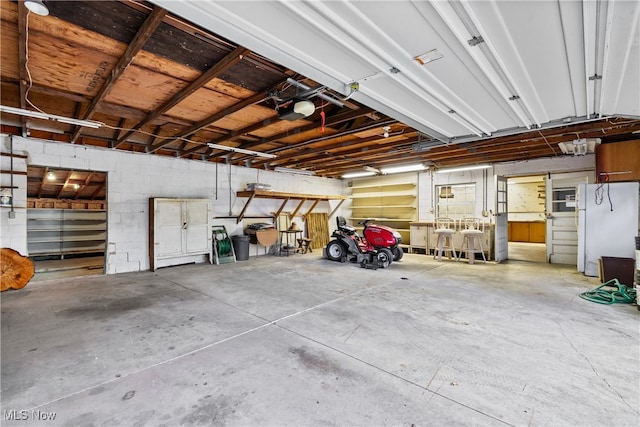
[4,136,344,274]
[0,135,28,254]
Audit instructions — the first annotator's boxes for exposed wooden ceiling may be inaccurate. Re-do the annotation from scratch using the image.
[1,0,639,181]
[27,166,106,200]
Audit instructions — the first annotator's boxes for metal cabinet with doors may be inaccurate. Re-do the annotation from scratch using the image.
[149,198,212,271]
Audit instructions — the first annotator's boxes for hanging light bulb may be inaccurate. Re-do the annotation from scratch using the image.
[23,0,49,16]
[47,170,56,181]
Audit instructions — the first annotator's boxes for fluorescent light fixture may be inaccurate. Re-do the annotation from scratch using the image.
[273,166,315,175]
[380,164,427,174]
[0,105,102,128]
[435,164,491,174]
[207,143,277,159]
[342,171,376,179]
[558,138,600,155]
[24,0,49,16]
[363,166,381,174]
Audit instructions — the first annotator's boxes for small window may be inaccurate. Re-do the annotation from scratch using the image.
[435,183,476,219]
[551,187,576,212]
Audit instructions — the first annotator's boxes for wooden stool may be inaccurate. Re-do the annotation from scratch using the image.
[457,218,487,264]
[433,217,457,261]
[296,238,312,254]
[434,231,456,261]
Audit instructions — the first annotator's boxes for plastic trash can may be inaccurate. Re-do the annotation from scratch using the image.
[232,235,250,261]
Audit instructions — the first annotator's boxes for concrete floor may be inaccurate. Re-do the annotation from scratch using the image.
[508,242,546,263]
[1,253,638,426]
[31,256,104,282]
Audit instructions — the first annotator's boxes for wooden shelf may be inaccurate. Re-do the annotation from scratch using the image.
[348,177,417,244]
[350,217,413,222]
[235,190,346,223]
[350,182,415,190]
[351,193,416,199]
[351,204,415,209]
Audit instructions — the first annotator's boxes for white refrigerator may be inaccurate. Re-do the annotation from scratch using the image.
[577,182,639,277]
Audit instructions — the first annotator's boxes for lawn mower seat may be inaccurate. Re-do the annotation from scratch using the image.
[336,216,357,235]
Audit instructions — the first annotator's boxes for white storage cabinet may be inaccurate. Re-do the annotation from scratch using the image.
[149,198,212,271]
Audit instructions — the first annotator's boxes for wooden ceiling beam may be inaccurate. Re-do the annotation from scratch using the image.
[308,136,562,175]
[70,6,169,143]
[37,167,48,198]
[229,107,378,154]
[56,170,74,199]
[118,45,251,149]
[73,173,94,200]
[90,183,105,200]
[267,133,418,168]
[1,81,195,127]
[147,89,268,153]
[227,114,393,165]
[179,115,280,158]
[17,2,27,137]
[288,139,416,171]
[298,143,417,171]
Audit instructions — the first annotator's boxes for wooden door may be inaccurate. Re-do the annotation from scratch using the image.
[545,173,589,264]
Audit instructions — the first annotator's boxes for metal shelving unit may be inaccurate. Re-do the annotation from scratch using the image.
[27,209,107,258]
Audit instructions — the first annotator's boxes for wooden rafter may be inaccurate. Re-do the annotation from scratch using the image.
[3,0,640,178]
[90,183,104,200]
[226,107,377,155]
[117,45,251,150]
[17,3,27,137]
[114,117,127,140]
[238,117,397,166]
[145,125,163,150]
[37,167,48,198]
[147,90,268,153]
[73,172,94,199]
[179,115,279,158]
[209,108,386,164]
[56,170,74,199]
[70,6,169,143]
[265,131,414,168]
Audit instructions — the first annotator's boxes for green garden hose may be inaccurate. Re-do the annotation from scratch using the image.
[579,279,637,305]
[216,238,232,256]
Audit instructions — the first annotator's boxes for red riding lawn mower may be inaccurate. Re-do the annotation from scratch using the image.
[325,216,403,269]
